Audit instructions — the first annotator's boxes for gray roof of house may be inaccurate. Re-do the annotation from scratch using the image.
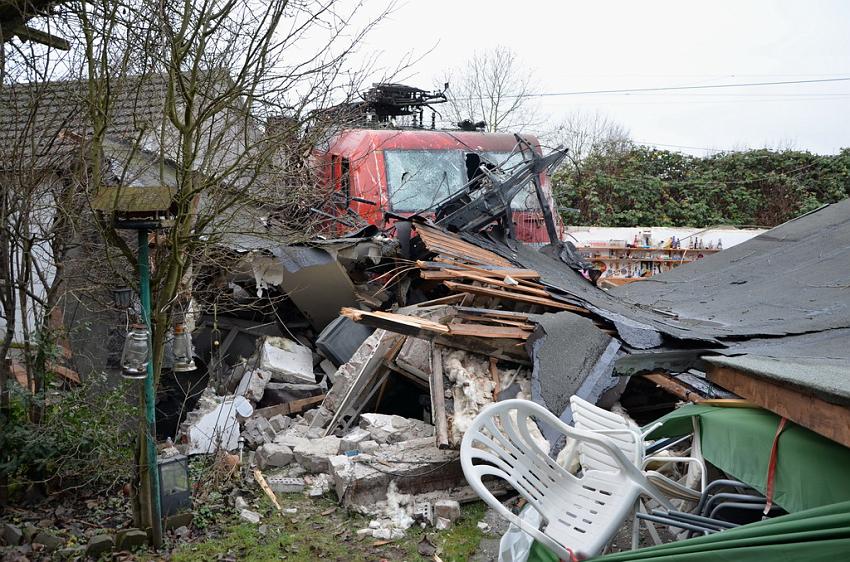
[704,328,850,406]
[612,199,850,340]
[0,72,258,174]
[0,74,168,163]
[459,198,850,403]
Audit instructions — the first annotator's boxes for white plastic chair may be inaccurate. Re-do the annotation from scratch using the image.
[569,395,707,548]
[569,395,706,499]
[460,399,674,561]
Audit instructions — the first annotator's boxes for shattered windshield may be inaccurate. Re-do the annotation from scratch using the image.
[483,151,542,211]
[385,149,465,212]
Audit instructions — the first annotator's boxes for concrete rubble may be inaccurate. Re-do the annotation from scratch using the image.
[179,391,253,454]
[328,437,461,509]
[235,367,272,403]
[172,217,655,546]
[358,413,435,444]
[292,436,342,473]
[266,476,305,494]
[242,416,276,448]
[239,509,262,524]
[254,443,294,469]
[260,337,315,384]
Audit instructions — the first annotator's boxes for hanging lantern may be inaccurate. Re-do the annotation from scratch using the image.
[121,324,150,379]
[171,323,196,372]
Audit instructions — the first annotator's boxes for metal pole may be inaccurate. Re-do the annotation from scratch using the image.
[138,229,163,547]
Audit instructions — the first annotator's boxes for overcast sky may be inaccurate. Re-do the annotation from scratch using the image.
[351,0,850,155]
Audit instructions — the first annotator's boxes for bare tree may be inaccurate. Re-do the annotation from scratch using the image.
[1,0,396,521]
[542,111,631,225]
[68,0,396,538]
[543,110,631,163]
[439,45,537,132]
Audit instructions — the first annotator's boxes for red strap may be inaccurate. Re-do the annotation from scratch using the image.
[565,547,580,562]
[763,417,788,515]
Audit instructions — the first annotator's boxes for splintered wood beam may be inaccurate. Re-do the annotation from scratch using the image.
[342,307,529,340]
[707,365,850,449]
[341,308,450,338]
[417,261,541,280]
[490,357,501,401]
[253,468,282,511]
[437,269,552,297]
[252,394,327,419]
[643,372,706,403]
[455,313,535,329]
[447,323,531,340]
[430,343,450,449]
[442,281,591,314]
[432,257,542,286]
[412,293,467,307]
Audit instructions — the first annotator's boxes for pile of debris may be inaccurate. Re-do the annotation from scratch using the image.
[172,140,850,551]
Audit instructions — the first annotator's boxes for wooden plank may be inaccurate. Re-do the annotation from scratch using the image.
[434,335,530,363]
[707,365,850,449]
[386,361,430,386]
[447,323,531,340]
[433,258,544,289]
[430,343,450,449]
[455,307,531,321]
[643,373,707,403]
[253,468,282,511]
[344,307,528,340]
[414,223,513,267]
[288,394,327,414]
[252,394,327,418]
[438,269,551,297]
[417,261,540,280]
[341,308,450,338]
[443,281,590,314]
[411,293,467,307]
[455,313,535,329]
[490,357,501,401]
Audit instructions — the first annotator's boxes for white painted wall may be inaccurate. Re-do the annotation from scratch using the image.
[565,225,766,249]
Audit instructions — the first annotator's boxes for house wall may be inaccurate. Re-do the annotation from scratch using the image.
[565,225,766,249]
[0,171,60,345]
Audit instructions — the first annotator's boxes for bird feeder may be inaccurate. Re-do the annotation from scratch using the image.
[121,324,150,379]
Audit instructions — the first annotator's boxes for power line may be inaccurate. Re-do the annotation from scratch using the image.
[633,141,727,153]
[452,76,850,101]
[552,95,850,107]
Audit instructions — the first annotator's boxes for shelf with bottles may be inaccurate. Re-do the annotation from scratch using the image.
[578,245,721,253]
[585,256,710,264]
[578,247,719,264]
[578,234,726,278]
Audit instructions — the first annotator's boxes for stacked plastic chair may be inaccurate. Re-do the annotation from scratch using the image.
[460,399,674,561]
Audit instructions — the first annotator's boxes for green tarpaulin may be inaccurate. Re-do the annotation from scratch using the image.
[643,404,850,513]
[529,500,850,561]
[527,405,850,561]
